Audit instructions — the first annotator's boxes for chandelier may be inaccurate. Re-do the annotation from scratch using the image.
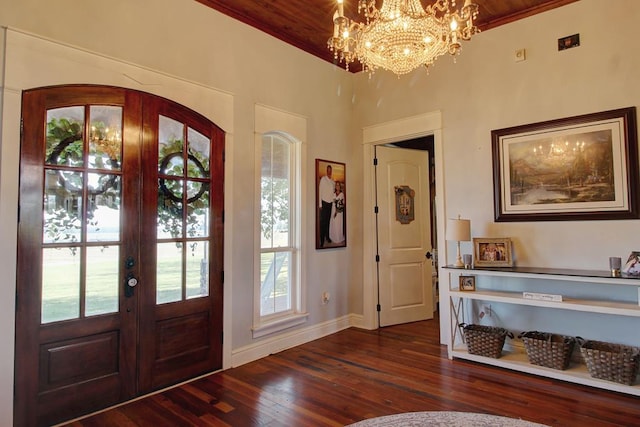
[328,0,479,76]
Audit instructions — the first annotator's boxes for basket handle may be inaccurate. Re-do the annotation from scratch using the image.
[517,331,542,339]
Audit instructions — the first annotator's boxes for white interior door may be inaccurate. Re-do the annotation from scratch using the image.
[376,145,433,327]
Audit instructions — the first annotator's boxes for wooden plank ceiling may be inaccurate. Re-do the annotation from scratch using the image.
[195,0,579,72]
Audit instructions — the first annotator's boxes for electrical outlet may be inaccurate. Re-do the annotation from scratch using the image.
[322,291,330,304]
[483,304,492,317]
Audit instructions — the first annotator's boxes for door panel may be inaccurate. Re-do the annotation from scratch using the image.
[376,145,433,327]
[16,86,136,426]
[15,86,224,426]
[138,99,224,393]
[39,331,119,390]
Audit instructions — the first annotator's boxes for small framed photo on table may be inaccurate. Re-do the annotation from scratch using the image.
[622,251,640,276]
[459,275,476,291]
[473,237,513,267]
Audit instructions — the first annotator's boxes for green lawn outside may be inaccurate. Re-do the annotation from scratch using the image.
[42,243,210,323]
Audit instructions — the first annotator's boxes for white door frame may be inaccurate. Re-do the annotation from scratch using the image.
[361,112,449,341]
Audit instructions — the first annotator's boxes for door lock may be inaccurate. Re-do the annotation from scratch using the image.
[125,256,135,269]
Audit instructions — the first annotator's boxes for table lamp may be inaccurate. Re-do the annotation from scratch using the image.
[446,215,471,268]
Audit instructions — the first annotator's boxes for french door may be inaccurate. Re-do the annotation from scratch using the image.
[15,86,224,426]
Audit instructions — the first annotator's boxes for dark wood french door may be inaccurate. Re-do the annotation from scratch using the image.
[15,85,224,426]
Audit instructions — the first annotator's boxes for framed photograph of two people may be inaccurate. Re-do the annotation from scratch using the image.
[316,159,346,249]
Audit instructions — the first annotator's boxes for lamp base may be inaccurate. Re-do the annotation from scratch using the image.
[454,242,464,268]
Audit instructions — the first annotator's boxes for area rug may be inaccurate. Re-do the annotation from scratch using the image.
[346,411,548,427]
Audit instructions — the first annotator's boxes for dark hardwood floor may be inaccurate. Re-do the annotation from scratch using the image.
[64,318,640,426]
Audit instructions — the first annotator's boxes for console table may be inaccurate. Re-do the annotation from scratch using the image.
[442,266,640,396]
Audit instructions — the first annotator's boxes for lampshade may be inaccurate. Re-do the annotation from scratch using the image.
[446,218,471,242]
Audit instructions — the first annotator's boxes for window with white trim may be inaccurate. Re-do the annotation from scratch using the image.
[253,129,306,338]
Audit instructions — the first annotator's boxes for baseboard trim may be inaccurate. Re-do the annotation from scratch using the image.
[232,314,363,367]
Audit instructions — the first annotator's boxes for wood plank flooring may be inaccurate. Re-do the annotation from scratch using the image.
[64,319,640,426]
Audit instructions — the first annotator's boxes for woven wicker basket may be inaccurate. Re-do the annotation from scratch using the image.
[580,340,640,385]
[461,324,512,359]
[520,331,576,370]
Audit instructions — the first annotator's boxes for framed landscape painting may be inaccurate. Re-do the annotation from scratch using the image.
[492,107,639,222]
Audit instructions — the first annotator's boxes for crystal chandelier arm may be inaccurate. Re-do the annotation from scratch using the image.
[427,0,452,15]
[328,9,362,69]
[455,1,480,41]
[358,0,378,23]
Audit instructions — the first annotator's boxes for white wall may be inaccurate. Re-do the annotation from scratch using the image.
[355,0,640,267]
[0,0,359,424]
[353,0,640,342]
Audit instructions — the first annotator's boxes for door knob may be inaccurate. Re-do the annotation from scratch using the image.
[425,251,433,259]
[125,273,138,298]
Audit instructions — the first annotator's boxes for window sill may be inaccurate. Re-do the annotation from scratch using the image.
[252,312,309,339]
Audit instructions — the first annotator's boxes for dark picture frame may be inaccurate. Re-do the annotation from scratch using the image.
[316,159,346,249]
[492,107,639,222]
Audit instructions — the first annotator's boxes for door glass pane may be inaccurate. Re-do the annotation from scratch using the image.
[158,115,184,176]
[85,246,119,316]
[158,179,184,239]
[155,116,214,305]
[87,173,121,242]
[42,247,80,323]
[186,184,209,238]
[260,251,291,316]
[186,241,208,299]
[157,242,183,304]
[46,107,84,167]
[187,127,210,177]
[44,170,83,244]
[89,106,123,170]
